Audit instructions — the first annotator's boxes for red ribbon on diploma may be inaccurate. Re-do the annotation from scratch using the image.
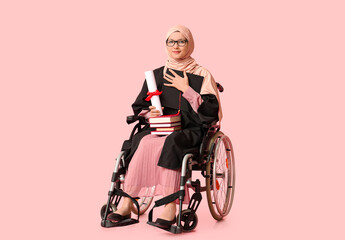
[145,90,162,101]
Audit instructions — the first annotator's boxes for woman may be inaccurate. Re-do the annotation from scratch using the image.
[107,25,222,228]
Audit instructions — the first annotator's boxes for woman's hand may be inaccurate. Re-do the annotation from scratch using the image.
[149,106,164,117]
[163,69,189,93]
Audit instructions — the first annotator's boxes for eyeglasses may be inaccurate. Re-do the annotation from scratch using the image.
[166,39,188,47]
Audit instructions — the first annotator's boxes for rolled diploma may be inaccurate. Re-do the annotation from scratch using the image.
[144,70,163,115]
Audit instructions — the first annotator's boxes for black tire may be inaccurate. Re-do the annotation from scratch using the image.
[177,209,198,232]
[206,131,235,220]
[100,203,117,219]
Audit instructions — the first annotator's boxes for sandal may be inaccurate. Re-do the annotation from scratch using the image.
[153,216,177,229]
[107,213,131,222]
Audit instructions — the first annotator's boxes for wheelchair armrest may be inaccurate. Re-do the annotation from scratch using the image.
[216,82,224,92]
[202,120,220,130]
[126,115,149,141]
[126,115,146,125]
[197,121,220,160]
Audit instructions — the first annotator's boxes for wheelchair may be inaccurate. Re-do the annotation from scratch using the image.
[100,83,235,234]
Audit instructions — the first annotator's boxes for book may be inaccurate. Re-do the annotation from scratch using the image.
[150,121,181,128]
[148,113,181,124]
[151,131,175,135]
[155,126,181,132]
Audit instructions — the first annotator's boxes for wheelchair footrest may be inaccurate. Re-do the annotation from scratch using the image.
[101,218,139,228]
[147,221,182,234]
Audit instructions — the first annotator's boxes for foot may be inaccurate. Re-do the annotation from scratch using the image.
[113,205,132,216]
[107,198,132,221]
[107,205,132,222]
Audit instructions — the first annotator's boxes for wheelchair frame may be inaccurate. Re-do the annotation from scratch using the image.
[101,117,235,233]
[101,82,235,233]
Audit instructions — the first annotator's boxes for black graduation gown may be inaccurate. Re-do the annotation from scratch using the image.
[121,66,219,170]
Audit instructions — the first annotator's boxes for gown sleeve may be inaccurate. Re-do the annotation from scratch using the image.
[182,86,219,126]
[131,80,151,116]
[197,93,219,126]
[196,70,220,126]
[182,86,203,112]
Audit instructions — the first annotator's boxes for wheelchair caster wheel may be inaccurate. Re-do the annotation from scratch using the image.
[177,209,198,232]
[100,203,117,219]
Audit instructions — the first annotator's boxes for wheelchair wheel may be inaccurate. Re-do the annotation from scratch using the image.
[131,186,155,215]
[100,203,117,219]
[177,209,198,232]
[206,131,235,220]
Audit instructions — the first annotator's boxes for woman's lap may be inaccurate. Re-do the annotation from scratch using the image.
[124,134,190,203]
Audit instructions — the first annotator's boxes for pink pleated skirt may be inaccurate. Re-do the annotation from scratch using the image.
[124,134,190,204]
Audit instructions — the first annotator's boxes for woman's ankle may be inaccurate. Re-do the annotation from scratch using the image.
[165,202,176,210]
[116,198,132,213]
[158,202,176,220]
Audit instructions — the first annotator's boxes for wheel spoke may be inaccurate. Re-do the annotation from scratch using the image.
[212,137,233,216]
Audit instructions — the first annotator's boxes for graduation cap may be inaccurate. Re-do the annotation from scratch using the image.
[160,68,204,111]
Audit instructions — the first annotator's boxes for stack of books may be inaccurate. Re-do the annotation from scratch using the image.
[149,114,181,135]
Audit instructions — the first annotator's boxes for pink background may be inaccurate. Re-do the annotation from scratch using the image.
[1,0,344,239]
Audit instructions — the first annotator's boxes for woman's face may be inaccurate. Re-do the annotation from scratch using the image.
[166,31,189,60]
